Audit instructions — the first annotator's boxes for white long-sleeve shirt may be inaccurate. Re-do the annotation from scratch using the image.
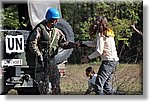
[82,33,119,61]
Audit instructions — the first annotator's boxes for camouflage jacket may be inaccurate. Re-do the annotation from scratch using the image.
[28,20,75,58]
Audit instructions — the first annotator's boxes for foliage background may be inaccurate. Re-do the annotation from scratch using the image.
[1,1,143,64]
[0,0,143,95]
[60,0,143,64]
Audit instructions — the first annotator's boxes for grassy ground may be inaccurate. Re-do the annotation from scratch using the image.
[60,63,143,95]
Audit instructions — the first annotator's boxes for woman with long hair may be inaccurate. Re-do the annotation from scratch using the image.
[80,16,119,95]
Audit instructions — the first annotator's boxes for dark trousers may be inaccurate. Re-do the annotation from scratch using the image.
[35,58,60,95]
[48,59,61,94]
[95,60,118,95]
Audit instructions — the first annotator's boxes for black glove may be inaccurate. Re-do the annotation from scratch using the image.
[67,42,79,48]
[37,55,44,67]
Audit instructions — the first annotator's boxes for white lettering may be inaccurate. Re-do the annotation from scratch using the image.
[1,59,22,67]
[5,35,24,53]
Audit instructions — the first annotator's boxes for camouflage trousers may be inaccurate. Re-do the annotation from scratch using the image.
[35,58,60,95]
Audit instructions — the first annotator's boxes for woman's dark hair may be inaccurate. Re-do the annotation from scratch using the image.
[89,16,109,38]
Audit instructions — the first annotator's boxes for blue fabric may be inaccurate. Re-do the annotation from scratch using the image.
[95,61,118,95]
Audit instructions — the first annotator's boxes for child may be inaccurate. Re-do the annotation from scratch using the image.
[84,66,97,95]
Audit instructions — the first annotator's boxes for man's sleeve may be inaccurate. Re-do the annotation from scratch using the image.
[28,27,42,56]
[58,30,77,49]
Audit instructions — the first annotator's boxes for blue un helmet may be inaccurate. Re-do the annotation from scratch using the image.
[45,8,60,20]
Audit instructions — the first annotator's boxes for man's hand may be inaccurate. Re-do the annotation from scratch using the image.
[63,42,80,48]
[38,55,44,67]
[81,55,90,63]
[75,40,81,46]
[75,40,86,47]
[72,42,80,48]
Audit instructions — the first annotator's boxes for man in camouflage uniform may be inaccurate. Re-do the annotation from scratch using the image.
[26,8,77,95]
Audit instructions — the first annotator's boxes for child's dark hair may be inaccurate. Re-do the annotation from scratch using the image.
[85,66,95,74]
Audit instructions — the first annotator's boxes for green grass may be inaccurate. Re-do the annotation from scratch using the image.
[60,63,143,95]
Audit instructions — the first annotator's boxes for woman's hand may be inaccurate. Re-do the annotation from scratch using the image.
[81,55,90,63]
